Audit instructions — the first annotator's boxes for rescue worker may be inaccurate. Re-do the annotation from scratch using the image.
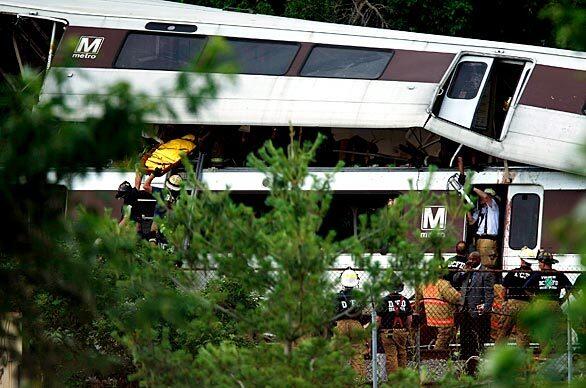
[446,241,468,288]
[495,246,535,347]
[138,133,197,192]
[467,187,500,267]
[377,281,412,374]
[150,174,183,247]
[523,250,572,354]
[420,275,460,350]
[523,250,572,302]
[116,180,156,238]
[491,271,506,341]
[334,268,365,376]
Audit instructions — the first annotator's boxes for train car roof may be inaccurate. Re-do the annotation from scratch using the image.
[2,0,585,61]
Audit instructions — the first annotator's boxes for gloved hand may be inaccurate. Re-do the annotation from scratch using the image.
[458,172,466,186]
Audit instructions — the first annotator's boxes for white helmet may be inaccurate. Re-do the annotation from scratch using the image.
[519,246,537,263]
[340,268,359,288]
[165,174,183,192]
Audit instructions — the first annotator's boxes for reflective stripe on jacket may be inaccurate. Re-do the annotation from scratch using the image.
[421,279,460,328]
[491,284,506,332]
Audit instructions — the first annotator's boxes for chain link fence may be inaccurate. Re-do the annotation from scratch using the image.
[185,268,583,384]
[329,269,584,385]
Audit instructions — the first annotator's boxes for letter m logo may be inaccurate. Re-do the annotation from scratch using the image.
[74,36,104,54]
[421,206,447,231]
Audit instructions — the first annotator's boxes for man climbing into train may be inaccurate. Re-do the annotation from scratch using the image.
[467,187,500,267]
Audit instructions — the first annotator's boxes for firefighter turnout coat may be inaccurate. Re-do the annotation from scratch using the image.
[420,279,461,327]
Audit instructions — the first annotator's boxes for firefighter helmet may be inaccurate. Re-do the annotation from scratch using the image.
[340,268,359,288]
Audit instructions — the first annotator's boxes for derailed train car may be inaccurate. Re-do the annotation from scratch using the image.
[1,0,584,274]
[1,0,585,172]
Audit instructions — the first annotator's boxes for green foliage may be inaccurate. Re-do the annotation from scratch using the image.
[0,70,466,383]
[2,4,584,385]
[480,345,534,387]
[541,0,586,50]
[0,36,231,384]
[180,0,572,48]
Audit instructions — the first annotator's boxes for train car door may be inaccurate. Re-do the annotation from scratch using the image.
[425,54,549,170]
[501,185,544,270]
[437,56,494,128]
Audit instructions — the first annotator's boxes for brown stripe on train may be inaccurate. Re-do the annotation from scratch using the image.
[53,26,586,116]
[380,50,455,83]
[520,65,586,115]
[54,26,455,84]
[540,190,584,251]
[53,26,127,68]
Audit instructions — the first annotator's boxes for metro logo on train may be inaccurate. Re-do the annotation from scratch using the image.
[420,206,447,237]
[72,36,104,59]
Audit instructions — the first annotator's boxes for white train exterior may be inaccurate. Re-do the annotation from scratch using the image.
[1,0,585,172]
[1,0,585,275]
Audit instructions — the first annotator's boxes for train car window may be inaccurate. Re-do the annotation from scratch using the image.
[115,33,207,71]
[509,193,540,249]
[447,62,488,100]
[222,39,299,75]
[300,45,393,79]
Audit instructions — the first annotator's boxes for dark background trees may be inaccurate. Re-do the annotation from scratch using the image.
[180,0,585,50]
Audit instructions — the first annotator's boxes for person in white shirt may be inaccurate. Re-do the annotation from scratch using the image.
[467,188,500,267]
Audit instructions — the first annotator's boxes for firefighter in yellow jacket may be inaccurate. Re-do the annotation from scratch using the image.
[420,276,461,349]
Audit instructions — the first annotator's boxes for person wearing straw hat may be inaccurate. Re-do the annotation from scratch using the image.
[467,187,500,267]
[496,246,536,347]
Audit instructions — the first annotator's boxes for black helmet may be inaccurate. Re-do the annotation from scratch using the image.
[389,273,404,293]
[537,250,558,265]
[115,181,132,198]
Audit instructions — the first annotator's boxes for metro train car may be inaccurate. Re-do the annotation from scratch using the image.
[61,166,585,275]
[1,0,584,173]
[1,0,585,273]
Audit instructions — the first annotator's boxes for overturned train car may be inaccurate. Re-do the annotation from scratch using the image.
[1,0,585,172]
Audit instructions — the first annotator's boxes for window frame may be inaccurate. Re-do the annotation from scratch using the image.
[114,31,209,71]
[221,37,301,76]
[114,32,301,76]
[299,44,394,80]
[508,193,541,250]
[446,61,488,100]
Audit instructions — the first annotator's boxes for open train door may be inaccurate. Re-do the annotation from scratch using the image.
[437,56,494,128]
[425,53,546,168]
[501,185,543,270]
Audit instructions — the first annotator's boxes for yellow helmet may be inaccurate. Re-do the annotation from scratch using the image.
[181,134,196,141]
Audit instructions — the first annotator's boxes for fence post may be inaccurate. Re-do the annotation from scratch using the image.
[567,308,572,382]
[371,302,378,388]
[415,313,421,381]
